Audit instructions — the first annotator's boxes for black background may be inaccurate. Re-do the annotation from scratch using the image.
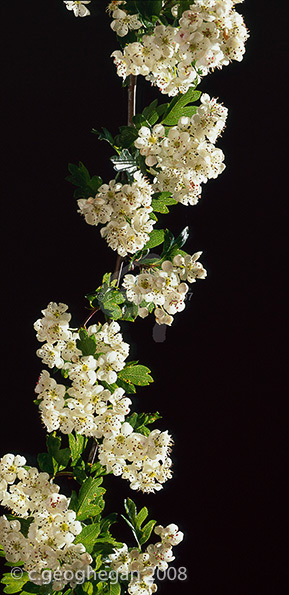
[1,1,289,594]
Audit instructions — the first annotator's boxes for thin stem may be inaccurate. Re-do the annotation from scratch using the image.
[88,439,98,465]
[127,74,137,126]
[82,307,100,329]
[113,74,138,287]
[55,471,74,479]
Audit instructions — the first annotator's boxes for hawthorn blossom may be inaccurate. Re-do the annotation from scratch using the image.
[0,459,92,589]
[111,8,142,37]
[64,1,91,17]
[122,253,206,325]
[108,523,184,593]
[135,94,228,205]
[78,172,155,256]
[99,428,173,493]
[111,1,248,95]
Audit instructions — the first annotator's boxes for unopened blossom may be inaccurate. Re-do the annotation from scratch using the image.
[64,1,91,17]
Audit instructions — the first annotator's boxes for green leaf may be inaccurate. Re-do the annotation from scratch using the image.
[76,328,97,356]
[162,229,175,254]
[81,582,94,595]
[66,162,103,199]
[74,522,100,553]
[136,506,148,529]
[92,127,115,148]
[115,125,139,149]
[69,490,79,511]
[110,149,138,174]
[76,477,106,521]
[139,519,157,546]
[109,583,121,595]
[162,87,201,126]
[121,301,139,322]
[151,192,177,213]
[46,434,71,470]
[124,497,137,523]
[126,412,138,428]
[118,364,153,388]
[37,452,54,475]
[1,572,29,594]
[101,291,126,320]
[143,229,165,250]
[175,225,189,248]
[142,99,159,125]
[129,411,162,436]
[100,512,118,534]
[69,433,88,466]
[135,0,162,19]
[88,462,107,477]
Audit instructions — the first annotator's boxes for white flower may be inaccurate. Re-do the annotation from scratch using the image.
[34,302,71,343]
[111,9,142,37]
[36,342,65,369]
[0,454,26,484]
[154,523,184,546]
[64,1,91,17]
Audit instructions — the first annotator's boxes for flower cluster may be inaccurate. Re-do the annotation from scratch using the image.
[123,252,207,326]
[34,304,173,492]
[108,523,184,594]
[63,1,91,18]
[77,172,155,256]
[99,424,173,493]
[0,455,92,591]
[111,0,248,96]
[34,303,129,374]
[135,93,228,205]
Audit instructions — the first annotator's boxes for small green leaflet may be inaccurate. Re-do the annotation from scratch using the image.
[74,522,100,553]
[0,572,29,594]
[76,328,97,356]
[66,162,103,199]
[161,226,190,259]
[162,87,201,126]
[143,229,165,250]
[114,125,139,149]
[69,433,88,467]
[86,273,127,321]
[151,192,177,213]
[139,519,157,546]
[126,411,162,436]
[133,99,169,129]
[124,0,162,20]
[108,582,121,595]
[117,364,153,394]
[76,477,106,521]
[122,498,156,547]
[38,434,70,476]
[92,127,116,148]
